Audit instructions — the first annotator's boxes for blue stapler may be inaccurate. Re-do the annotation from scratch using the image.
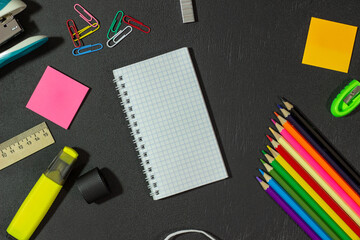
[0,0,48,68]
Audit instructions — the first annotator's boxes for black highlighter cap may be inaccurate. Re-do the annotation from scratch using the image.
[77,168,111,204]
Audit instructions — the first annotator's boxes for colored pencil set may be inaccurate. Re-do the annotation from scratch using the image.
[256,98,360,240]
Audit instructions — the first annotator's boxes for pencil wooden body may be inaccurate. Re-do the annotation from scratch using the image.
[273,122,360,218]
[270,128,360,226]
[257,179,321,240]
[263,173,331,240]
[283,99,360,190]
[282,109,360,196]
[262,163,342,240]
[270,143,360,238]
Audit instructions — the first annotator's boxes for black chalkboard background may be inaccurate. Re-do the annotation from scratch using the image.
[2,0,360,239]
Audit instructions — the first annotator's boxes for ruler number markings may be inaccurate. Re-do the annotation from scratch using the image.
[2,129,51,154]
[0,123,54,167]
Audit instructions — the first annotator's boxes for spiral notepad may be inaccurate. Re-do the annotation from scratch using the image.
[113,48,228,200]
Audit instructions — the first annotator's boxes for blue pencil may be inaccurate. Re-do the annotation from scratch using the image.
[259,169,331,240]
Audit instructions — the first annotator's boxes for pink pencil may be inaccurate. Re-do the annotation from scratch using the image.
[271,119,360,218]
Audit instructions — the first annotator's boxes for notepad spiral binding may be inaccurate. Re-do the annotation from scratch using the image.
[113,76,159,197]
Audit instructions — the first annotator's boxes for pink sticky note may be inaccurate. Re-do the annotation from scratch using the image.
[26,66,89,129]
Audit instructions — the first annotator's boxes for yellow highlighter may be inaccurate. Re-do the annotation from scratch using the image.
[7,146,78,240]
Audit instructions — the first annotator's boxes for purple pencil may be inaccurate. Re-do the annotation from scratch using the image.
[256,177,320,240]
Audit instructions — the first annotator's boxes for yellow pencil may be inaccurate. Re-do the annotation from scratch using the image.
[269,127,360,227]
[265,146,359,239]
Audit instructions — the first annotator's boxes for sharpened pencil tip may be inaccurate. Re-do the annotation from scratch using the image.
[277,104,283,109]
[259,169,265,175]
[269,127,275,134]
[260,159,266,164]
[267,145,275,152]
[271,119,276,125]
[268,146,278,157]
[256,176,262,182]
[269,127,280,141]
[266,135,273,141]
[261,150,267,155]
[274,112,279,117]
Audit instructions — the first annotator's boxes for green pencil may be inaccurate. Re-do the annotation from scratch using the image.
[261,150,351,240]
[260,159,340,240]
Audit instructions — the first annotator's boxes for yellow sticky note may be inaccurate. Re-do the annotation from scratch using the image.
[302,17,358,73]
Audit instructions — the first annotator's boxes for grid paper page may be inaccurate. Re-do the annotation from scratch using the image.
[113,48,228,200]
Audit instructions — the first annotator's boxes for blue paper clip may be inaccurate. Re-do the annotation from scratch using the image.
[72,43,103,56]
[107,11,124,39]
[106,26,132,48]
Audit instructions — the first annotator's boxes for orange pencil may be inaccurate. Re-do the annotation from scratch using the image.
[274,112,360,209]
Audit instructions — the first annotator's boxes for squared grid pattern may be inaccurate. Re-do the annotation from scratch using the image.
[113,48,228,200]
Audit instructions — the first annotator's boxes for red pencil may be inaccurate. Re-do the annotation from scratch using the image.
[267,136,360,236]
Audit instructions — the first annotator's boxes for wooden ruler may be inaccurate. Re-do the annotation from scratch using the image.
[0,122,55,170]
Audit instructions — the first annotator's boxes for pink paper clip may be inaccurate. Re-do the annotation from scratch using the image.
[123,15,150,33]
[74,3,99,28]
[66,19,81,48]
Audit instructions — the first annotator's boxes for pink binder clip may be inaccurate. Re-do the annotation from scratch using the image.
[123,15,150,33]
[74,3,99,28]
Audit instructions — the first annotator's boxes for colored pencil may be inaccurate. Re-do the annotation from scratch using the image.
[267,139,360,238]
[271,120,360,218]
[259,163,341,240]
[275,112,360,207]
[278,106,360,196]
[256,177,321,240]
[269,127,360,226]
[260,170,331,240]
[281,98,360,193]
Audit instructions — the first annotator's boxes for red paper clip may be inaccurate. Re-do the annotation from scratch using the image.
[123,15,150,33]
[66,19,81,48]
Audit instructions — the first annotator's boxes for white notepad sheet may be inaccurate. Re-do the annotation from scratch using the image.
[113,48,228,200]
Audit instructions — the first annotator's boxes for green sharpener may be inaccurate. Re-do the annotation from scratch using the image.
[331,80,360,117]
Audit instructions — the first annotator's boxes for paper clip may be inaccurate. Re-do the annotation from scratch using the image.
[72,43,103,56]
[107,11,124,39]
[106,26,132,48]
[74,3,99,28]
[74,24,100,41]
[66,19,81,48]
[123,15,150,33]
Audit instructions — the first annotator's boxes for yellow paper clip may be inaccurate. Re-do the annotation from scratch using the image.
[73,24,100,41]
